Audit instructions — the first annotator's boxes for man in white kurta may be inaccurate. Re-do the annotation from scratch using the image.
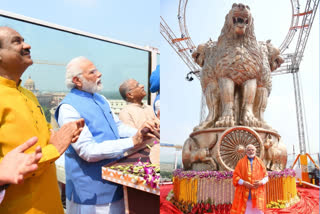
[56,56,159,214]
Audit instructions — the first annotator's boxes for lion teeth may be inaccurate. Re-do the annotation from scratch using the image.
[233,17,248,25]
[237,18,244,23]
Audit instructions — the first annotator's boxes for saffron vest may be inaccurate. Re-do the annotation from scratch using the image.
[55,88,122,204]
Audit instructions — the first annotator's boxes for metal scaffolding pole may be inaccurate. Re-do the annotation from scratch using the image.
[292,70,307,154]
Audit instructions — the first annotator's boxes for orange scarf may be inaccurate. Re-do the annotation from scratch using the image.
[231,156,267,214]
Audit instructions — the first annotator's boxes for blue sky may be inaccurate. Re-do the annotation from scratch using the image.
[0,0,159,48]
[161,0,319,163]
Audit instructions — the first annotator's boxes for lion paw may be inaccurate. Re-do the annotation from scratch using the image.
[193,120,215,131]
[240,113,260,127]
[215,115,235,127]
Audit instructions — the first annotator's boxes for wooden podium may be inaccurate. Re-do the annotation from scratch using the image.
[102,139,159,214]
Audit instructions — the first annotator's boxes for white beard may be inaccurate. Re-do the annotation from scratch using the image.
[247,154,255,158]
[79,76,103,93]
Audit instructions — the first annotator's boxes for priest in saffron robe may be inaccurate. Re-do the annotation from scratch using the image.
[231,144,268,214]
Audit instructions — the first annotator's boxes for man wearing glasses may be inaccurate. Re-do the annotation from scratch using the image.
[119,78,157,129]
[55,56,159,214]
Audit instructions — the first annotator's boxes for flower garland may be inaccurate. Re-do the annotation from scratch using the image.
[110,158,160,188]
[173,169,233,180]
[266,200,288,209]
[267,168,296,178]
[170,197,232,214]
[173,168,296,179]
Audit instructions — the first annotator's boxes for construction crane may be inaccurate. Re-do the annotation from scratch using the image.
[33,60,66,66]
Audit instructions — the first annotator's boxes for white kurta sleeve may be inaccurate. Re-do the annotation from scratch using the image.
[261,176,269,185]
[238,179,244,185]
[57,104,135,162]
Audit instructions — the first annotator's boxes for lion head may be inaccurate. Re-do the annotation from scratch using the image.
[192,43,206,67]
[192,40,217,67]
[266,40,284,71]
[219,3,255,41]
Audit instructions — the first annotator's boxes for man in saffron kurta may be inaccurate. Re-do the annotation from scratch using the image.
[231,144,268,214]
[0,27,84,214]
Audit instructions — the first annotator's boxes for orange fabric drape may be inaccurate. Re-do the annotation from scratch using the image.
[231,156,268,214]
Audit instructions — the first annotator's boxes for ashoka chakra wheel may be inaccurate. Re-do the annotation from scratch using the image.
[216,127,264,171]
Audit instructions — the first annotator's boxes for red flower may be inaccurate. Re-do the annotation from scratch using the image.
[191,206,198,214]
[211,204,215,212]
[200,203,205,209]
[222,204,227,213]
[228,204,232,211]
[216,204,222,214]
[205,203,210,210]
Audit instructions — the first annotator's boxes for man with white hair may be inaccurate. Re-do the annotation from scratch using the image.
[55,56,159,214]
[231,144,268,214]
